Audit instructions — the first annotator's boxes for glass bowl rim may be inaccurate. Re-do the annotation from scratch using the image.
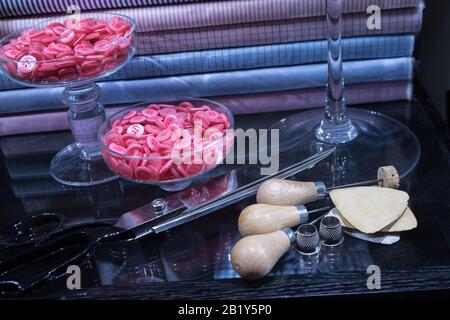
[0,12,136,64]
[98,97,235,161]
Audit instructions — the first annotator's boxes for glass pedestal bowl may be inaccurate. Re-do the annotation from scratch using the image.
[98,99,235,192]
[0,13,137,186]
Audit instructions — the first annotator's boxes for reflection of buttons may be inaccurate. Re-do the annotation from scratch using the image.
[17,55,37,74]
[126,124,144,137]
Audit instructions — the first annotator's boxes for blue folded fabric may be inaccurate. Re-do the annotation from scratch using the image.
[0,57,414,114]
[0,35,415,91]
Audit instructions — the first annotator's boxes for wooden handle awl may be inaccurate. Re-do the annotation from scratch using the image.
[238,204,302,236]
[256,179,319,206]
[231,230,292,280]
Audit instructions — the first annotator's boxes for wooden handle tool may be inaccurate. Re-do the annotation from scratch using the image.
[231,228,295,280]
[238,203,330,236]
[256,165,399,206]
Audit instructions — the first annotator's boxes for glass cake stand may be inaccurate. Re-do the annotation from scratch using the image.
[0,13,137,186]
[272,0,420,178]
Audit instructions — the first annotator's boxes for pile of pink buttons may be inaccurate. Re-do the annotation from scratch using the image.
[101,102,233,182]
[0,16,133,83]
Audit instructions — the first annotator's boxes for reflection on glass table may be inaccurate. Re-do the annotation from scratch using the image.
[1,99,450,298]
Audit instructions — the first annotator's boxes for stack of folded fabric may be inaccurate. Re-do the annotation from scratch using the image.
[0,0,424,136]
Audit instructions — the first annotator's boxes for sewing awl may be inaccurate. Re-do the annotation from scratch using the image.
[256,165,400,206]
[238,203,331,236]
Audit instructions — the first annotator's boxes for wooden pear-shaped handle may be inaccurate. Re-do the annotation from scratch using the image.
[256,179,318,206]
[238,204,300,236]
[231,230,291,280]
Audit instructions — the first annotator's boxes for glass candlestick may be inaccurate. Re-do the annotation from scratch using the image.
[50,82,113,185]
[316,0,358,144]
[271,0,421,181]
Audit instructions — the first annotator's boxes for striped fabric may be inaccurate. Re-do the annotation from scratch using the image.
[0,57,414,114]
[136,6,424,55]
[0,81,413,137]
[0,0,420,34]
[0,0,210,17]
[0,35,416,91]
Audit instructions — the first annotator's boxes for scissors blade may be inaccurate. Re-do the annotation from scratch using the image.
[115,170,238,234]
[139,147,335,237]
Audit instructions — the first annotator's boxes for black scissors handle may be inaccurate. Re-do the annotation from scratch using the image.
[0,221,135,295]
[0,231,96,295]
[0,212,64,249]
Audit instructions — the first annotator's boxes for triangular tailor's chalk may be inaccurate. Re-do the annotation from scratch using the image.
[335,207,417,233]
[330,186,409,234]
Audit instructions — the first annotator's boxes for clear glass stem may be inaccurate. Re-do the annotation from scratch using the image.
[316,0,358,144]
[51,82,117,186]
[64,83,106,159]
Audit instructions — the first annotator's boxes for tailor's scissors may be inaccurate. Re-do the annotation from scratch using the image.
[0,147,335,294]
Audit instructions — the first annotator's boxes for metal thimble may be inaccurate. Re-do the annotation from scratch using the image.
[296,224,320,255]
[319,216,343,246]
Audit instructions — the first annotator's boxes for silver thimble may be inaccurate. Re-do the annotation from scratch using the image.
[319,216,343,246]
[296,224,320,255]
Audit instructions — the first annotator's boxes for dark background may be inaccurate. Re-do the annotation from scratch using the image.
[417,0,450,124]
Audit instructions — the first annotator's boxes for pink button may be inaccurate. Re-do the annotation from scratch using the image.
[60,29,75,44]
[156,129,172,142]
[174,138,191,150]
[142,108,158,118]
[29,40,45,51]
[40,62,59,72]
[57,58,78,69]
[109,143,127,155]
[146,136,160,152]
[110,125,124,135]
[53,43,72,52]
[84,32,100,41]
[126,143,144,155]
[135,166,159,181]
[52,26,67,35]
[74,44,95,55]
[123,110,137,120]
[144,124,161,135]
[4,49,21,60]
[121,134,138,145]
[129,116,146,124]
[93,40,111,52]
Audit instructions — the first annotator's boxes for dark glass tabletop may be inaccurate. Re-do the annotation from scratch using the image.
[1,91,450,299]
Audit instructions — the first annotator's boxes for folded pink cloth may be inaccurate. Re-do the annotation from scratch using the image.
[0,81,412,136]
[136,7,423,54]
[0,0,420,35]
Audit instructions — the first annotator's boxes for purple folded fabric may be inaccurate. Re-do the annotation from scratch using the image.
[136,7,424,55]
[213,81,413,115]
[0,81,412,136]
[0,0,211,18]
[0,0,420,35]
